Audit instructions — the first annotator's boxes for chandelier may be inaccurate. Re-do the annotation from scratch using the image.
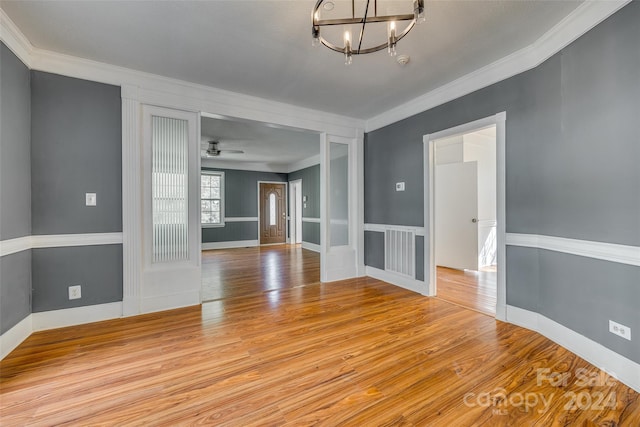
[312,0,425,65]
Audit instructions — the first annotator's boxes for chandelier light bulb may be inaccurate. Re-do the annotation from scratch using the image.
[414,0,426,24]
[344,31,352,65]
[388,21,397,57]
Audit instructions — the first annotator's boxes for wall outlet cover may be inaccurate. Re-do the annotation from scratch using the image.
[69,285,82,300]
[86,193,97,206]
[609,320,631,341]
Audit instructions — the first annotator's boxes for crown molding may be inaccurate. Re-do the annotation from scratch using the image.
[0,7,362,138]
[2,2,630,136]
[287,154,321,174]
[365,0,631,132]
[0,8,32,66]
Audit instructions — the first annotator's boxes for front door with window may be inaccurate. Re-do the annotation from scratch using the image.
[259,183,286,245]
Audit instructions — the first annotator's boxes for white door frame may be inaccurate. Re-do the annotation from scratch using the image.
[257,181,288,245]
[289,179,303,244]
[423,112,506,320]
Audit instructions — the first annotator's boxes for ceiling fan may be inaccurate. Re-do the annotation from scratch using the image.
[204,140,245,157]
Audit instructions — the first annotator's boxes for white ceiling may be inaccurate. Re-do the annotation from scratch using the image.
[200,116,319,171]
[2,0,584,120]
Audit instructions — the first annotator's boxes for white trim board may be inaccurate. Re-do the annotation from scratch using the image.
[202,240,259,250]
[0,315,32,360]
[302,241,321,253]
[364,223,426,237]
[0,236,31,257]
[506,305,640,393]
[506,233,640,267]
[302,217,321,224]
[366,266,428,296]
[365,1,630,131]
[32,302,123,332]
[1,233,124,257]
[224,217,259,222]
[0,301,123,361]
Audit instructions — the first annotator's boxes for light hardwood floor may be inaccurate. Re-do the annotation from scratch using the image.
[436,265,497,315]
[1,246,638,425]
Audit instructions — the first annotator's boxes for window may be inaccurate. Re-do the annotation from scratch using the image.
[201,171,224,226]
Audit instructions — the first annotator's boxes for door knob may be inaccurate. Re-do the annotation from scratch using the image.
[471,218,478,223]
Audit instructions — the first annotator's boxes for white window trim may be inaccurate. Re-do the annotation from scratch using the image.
[201,170,225,228]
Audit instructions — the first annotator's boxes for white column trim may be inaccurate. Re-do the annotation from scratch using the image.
[507,305,640,393]
[506,233,640,267]
[121,93,142,316]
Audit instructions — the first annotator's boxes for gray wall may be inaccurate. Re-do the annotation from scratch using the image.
[201,167,287,243]
[29,71,123,312]
[32,246,123,312]
[365,3,640,362]
[31,71,122,235]
[289,164,320,245]
[0,43,32,334]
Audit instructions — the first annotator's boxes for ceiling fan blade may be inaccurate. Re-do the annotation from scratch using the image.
[220,149,245,154]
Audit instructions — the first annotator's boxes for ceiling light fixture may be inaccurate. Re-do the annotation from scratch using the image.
[312,0,425,65]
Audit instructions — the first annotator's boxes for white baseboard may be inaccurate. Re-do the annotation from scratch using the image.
[32,302,123,331]
[366,266,428,295]
[301,241,321,253]
[139,291,200,314]
[506,305,640,393]
[0,315,33,359]
[202,240,259,250]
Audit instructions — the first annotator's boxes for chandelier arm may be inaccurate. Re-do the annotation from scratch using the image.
[357,0,372,54]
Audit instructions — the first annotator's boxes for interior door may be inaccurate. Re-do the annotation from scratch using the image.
[260,183,286,244]
[435,161,479,271]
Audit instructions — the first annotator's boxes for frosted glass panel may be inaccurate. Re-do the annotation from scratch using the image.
[330,142,349,247]
[269,193,276,226]
[152,116,189,263]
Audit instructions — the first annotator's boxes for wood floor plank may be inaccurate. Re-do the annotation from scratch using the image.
[1,245,637,425]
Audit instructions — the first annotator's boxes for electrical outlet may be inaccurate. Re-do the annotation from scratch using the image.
[68,285,82,300]
[609,320,631,341]
[85,193,97,206]
[396,182,405,191]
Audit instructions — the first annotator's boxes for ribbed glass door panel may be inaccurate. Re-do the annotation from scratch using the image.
[151,116,189,263]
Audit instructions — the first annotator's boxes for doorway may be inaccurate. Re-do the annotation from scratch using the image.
[289,179,303,244]
[259,182,287,245]
[424,113,506,319]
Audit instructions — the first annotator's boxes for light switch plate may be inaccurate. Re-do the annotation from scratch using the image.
[396,182,405,191]
[86,193,97,206]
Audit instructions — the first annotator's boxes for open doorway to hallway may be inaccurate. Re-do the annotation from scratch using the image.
[199,114,321,302]
[432,126,497,315]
